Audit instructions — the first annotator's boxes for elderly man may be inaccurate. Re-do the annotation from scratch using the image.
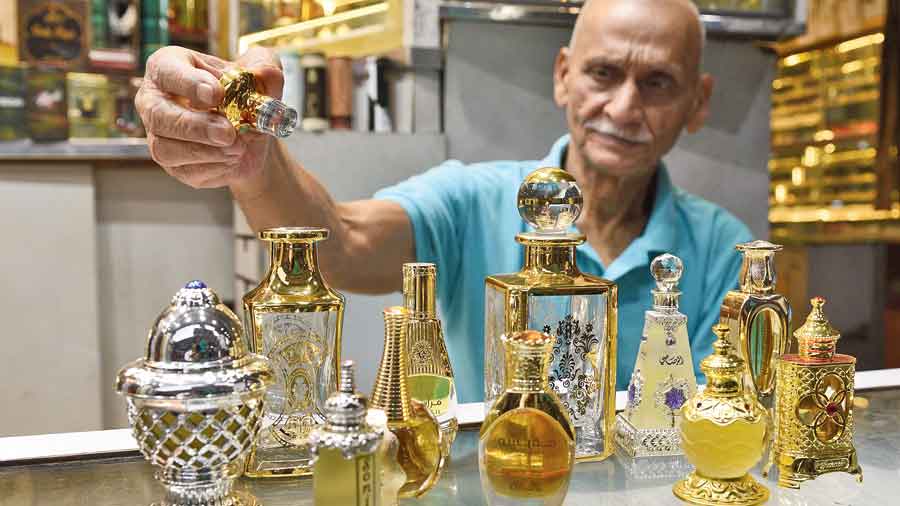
[136,0,752,403]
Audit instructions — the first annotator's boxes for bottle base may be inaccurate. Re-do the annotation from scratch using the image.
[673,471,768,506]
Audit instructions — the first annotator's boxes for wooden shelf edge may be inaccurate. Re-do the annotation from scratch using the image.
[767,15,886,56]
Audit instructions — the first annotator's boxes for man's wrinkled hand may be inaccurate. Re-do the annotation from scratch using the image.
[135,46,285,189]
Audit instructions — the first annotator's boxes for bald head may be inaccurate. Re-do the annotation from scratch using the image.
[570,0,706,77]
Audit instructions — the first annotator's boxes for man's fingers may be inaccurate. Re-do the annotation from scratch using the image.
[236,46,284,98]
[148,135,245,168]
[137,88,236,146]
[146,47,224,109]
[166,161,241,189]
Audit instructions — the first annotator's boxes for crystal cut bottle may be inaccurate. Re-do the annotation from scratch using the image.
[615,254,696,458]
[310,360,384,505]
[768,297,863,488]
[480,330,575,506]
[402,262,458,458]
[242,227,345,478]
[218,68,298,137]
[484,167,618,462]
[370,306,445,498]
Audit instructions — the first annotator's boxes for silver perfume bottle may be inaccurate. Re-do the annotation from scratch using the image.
[116,280,273,506]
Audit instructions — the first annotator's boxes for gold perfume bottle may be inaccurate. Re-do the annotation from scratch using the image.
[769,297,863,488]
[719,240,792,409]
[402,263,458,458]
[480,330,575,506]
[370,306,445,498]
[242,227,345,478]
[485,167,617,462]
[218,68,298,137]
[674,324,769,506]
[310,360,383,505]
[615,254,697,457]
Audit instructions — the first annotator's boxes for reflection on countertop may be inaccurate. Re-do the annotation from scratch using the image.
[2,388,898,505]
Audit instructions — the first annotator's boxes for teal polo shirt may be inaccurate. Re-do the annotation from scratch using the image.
[375,135,753,403]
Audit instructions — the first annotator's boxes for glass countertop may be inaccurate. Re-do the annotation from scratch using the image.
[2,388,897,505]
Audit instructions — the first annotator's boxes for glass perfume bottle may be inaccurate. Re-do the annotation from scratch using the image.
[769,297,863,488]
[615,254,696,457]
[367,408,407,506]
[674,323,769,506]
[242,227,345,478]
[218,68,298,137]
[310,360,383,505]
[480,330,575,506]
[370,306,445,498]
[402,262,458,458]
[719,240,792,410]
[485,167,617,462]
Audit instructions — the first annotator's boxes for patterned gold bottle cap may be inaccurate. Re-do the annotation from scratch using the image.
[259,227,329,242]
[700,324,745,396]
[794,297,841,360]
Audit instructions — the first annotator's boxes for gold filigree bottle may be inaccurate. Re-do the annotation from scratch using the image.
[615,254,697,457]
[485,167,618,462]
[309,360,384,505]
[218,68,298,137]
[402,263,458,458]
[674,324,769,506]
[480,330,575,506]
[719,240,792,409]
[242,227,345,478]
[769,297,863,488]
[370,306,445,498]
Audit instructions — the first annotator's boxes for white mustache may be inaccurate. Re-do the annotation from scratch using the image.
[584,118,652,144]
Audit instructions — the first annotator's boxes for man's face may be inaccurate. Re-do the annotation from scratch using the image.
[554,1,711,177]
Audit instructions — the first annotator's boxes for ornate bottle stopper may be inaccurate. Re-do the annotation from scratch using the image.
[674,323,769,506]
[218,68,298,137]
[309,360,386,504]
[615,254,697,458]
[116,281,273,506]
[768,297,863,488]
[485,167,618,462]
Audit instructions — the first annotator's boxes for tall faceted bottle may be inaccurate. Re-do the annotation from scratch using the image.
[371,306,445,498]
[242,227,345,478]
[614,254,697,457]
[402,263,458,458]
[485,167,618,461]
[480,330,576,506]
[719,240,792,409]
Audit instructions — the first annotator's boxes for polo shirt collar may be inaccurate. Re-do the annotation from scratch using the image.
[539,134,679,281]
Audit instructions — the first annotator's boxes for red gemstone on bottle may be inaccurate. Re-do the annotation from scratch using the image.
[825,402,839,417]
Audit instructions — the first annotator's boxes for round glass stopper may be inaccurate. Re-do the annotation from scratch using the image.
[651,253,683,292]
[517,167,583,234]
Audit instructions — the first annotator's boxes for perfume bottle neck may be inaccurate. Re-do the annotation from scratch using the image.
[267,241,323,286]
[522,244,580,277]
[738,252,777,294]
[403,271,437,319]
[705,376,742,397]
[505,348,551,393]
[652,289,681,312]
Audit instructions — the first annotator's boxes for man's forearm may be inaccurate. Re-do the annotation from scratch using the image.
[228,140,414,294]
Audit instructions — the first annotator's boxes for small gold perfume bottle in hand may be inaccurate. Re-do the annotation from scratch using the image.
[370,306,445,498]
[480,330,576,506]
[218,68,298,137]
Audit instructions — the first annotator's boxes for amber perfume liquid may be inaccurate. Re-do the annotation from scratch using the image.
[313,449,379,505]
[480,331,575,506]
[243,228,344,478]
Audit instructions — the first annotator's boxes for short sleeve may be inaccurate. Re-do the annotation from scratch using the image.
[373,160,473,306]
[691,210,754,382]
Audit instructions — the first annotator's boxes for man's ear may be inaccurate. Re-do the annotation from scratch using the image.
[685,73,714,134]
[553,47,571,108]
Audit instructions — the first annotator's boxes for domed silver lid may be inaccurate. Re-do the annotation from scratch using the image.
[116,281,271,408]
[309,361,382,458]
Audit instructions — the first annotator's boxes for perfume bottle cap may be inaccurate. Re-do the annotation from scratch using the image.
[501,330,556,392]
[795,297,841,360]
[259,227,329,242]
[311,360,382,458]
[402,262,437,318]
[701,324,745,396]
[324,360,369,427]
[736,240,782,294]
[517,167,583,236]
[651,253,683,310]
[501,329,555,349]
